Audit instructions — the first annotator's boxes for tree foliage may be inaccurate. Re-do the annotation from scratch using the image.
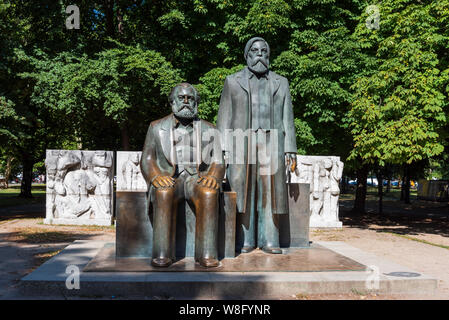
[349,0,449,166]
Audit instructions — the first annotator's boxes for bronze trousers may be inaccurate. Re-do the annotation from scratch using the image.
[151,171,219,262]
[237,130,280,250]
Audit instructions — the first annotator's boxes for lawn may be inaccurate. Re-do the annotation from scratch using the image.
[341,186,418,201]
[0,184,46,208]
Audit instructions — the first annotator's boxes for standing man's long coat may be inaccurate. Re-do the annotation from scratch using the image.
[216,67,297,214]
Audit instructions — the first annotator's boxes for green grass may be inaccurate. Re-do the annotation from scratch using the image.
[341,186,418,201]
[0,184,46,208]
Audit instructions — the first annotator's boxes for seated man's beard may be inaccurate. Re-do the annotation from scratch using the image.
[173,105,197,119]
[248,57,269,75]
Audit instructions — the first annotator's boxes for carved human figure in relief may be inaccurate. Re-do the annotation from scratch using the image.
[45,150,60,219]
[122,153,142,190]
[54,151,96,219]
[89,151,113,218]
[329,158,344,221]
[311,160,329,219]
[311,158,343,222]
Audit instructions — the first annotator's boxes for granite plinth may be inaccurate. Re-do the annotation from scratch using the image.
[280,183,310,248]
[83,242,366,272]
[20,240,438,299]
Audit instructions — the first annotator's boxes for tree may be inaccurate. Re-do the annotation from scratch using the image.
[349,0,449,208]
[25,43,183,151]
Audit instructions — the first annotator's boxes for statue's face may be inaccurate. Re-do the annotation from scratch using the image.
[130,153,139,164]
[171,86,198,119]
[247,40,269,75]
[323,159,333,170]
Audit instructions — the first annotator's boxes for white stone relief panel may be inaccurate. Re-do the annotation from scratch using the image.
[44,150,114,226]
[289,155,344,228]
[116,151,148,192]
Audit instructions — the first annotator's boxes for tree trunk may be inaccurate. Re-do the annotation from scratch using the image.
[376,169,383,214]
[121,124,130,151]
[400,174,405,201]
[341,176,347,194]
[386,179,391,193]
[19,156,34,198]
[353,164,369,214]
[5,156,14,189]
[404,165,411,204]
[104,0,115,38]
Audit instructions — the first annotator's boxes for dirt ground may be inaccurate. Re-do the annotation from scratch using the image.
[0,197,448,300]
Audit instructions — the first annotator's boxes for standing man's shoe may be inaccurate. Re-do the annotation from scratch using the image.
[262,246,282,254]
[198,257,220,268]
[151,257,173,267]
[240,246,256,253]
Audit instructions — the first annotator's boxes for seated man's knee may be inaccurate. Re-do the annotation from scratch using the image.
[154,186,175,199]
[197,186,219,199]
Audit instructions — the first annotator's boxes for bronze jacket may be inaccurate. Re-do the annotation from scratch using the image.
[141,114,225,201]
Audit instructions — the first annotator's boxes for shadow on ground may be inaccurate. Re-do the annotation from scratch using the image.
[339,197,449,238]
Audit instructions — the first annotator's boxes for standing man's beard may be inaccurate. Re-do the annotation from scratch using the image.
[247,57,269,75]
[173,104,197,119]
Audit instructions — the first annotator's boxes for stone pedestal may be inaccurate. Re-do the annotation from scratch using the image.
[280,183,310,248]
[116,192,152,258]
[21,240,438,299]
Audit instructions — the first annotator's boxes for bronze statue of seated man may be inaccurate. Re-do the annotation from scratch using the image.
[141,83,225,268]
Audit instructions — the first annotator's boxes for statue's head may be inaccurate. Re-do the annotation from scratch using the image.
[92,151,108,168]
[57,150,80,171]
[244,37,270,75]
[169,83,199,120]
[129,153,140,164]
[323,158,333,170]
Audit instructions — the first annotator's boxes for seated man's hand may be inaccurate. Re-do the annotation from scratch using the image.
[197,175,220,190]
[152,175,175,188]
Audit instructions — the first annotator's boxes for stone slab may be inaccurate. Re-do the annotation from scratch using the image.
[45,149,114,226]
[291,155,344,228]
[280,183,310,248]
[116,151,148,192]
[83,242,366,272]
[20,240,438,298]
[116,192,152,257]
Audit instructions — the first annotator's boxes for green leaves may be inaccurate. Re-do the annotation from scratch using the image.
[196,65,244,123]
[349,0,449,166]
[22,41,183,150]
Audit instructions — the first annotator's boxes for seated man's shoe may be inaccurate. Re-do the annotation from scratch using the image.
[262,246,282,254]
[151,257,172,267]
[241,246,256,253]
[198,257,220,268]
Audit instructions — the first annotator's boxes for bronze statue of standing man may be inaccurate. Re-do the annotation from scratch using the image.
[217,37,297,254]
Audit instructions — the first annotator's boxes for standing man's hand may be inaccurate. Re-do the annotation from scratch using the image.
[286,153,297,173]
